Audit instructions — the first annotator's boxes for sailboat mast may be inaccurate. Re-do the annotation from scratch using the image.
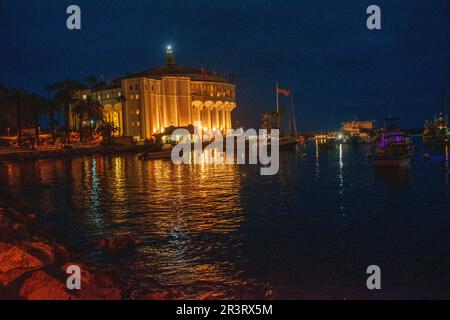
[276,82,280,129]
[290,88,298,136]
[276,82,279,114]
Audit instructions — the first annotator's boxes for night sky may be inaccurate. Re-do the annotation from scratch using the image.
[1,0,449,132]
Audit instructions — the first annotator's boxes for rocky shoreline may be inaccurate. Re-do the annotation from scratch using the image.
[0,194,126,300]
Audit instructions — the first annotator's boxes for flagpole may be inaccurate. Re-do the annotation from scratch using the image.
[276,82,280,129]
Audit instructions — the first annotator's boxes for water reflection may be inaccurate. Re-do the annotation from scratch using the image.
[1,140,450,299]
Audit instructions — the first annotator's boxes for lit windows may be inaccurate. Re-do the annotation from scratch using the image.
[130,95,134,100]
[136,121,140,126]
[136,109,140,115]
[135,94,139,99]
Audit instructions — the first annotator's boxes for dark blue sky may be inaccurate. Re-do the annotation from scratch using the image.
[1,0,449,131]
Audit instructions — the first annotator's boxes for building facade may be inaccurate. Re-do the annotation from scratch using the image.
[70,48,236,140]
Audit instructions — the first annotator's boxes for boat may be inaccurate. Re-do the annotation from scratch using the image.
[279,136,300,150]
[373,117,412,168]
[423,112,448,146]
[424,84,449,146]
[138,150,173,160]
[341,120,376,144]
[260,83,299,150]
[139,143,174,160]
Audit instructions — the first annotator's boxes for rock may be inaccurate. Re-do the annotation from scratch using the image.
[19,270,77,300]
[21,241,56,265]
[61,263,122,300]
[55,244,72,263]
[12,223,30,241]
[99,236,136,253]
[0,243,44,286]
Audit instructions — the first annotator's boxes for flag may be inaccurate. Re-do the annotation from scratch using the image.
[277,87,290,96]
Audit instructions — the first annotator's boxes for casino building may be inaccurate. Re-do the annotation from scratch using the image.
[70,47,236,140]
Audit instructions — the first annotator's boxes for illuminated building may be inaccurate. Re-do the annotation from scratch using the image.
[70,47,237,140]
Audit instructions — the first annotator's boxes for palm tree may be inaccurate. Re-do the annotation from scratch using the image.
[0,84,11,134]
[30,94,41,146]
[8,90,28,145]
[44,84,60,142]
[98,120,119,145]
[85,96,104,140]
[48,80,85,143]
[72,97,88,142]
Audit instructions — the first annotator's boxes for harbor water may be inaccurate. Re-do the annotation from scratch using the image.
[0,139,449,299]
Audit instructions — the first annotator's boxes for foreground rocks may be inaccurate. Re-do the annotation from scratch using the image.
[0,196,124,300]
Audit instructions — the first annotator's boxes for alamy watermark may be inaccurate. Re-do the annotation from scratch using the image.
[169,127,280,176]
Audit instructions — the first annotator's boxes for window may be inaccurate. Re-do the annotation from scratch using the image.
[136,121,140,126]
[106,94,110,98]
[135,94,139,100]
[135,85,138,90]
[129,85,133,90]
[130,95,134,100]
[131,122,135,126]
[136,109,140,115]
[118,92,121,97]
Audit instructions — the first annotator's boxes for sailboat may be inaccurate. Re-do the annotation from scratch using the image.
[261,83,299,150]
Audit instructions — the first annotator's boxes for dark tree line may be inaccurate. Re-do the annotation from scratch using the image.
[0,77,118,146]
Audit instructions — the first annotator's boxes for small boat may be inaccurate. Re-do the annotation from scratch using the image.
[374,125,412,168]
[138,150,173,160]
[279,136,299,150]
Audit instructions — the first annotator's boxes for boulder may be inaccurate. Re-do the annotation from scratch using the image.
[20,270,77,300]
[62,263,122,300]
[0,243,44,286]
[12,223,31,241]
[21,241,56,265]
[55,244,72,263]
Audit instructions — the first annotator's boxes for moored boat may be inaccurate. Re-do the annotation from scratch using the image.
[138,150,173,160]
[374,129,412,168]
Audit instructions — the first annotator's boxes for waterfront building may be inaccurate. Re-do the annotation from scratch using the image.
[69,47,237,140]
